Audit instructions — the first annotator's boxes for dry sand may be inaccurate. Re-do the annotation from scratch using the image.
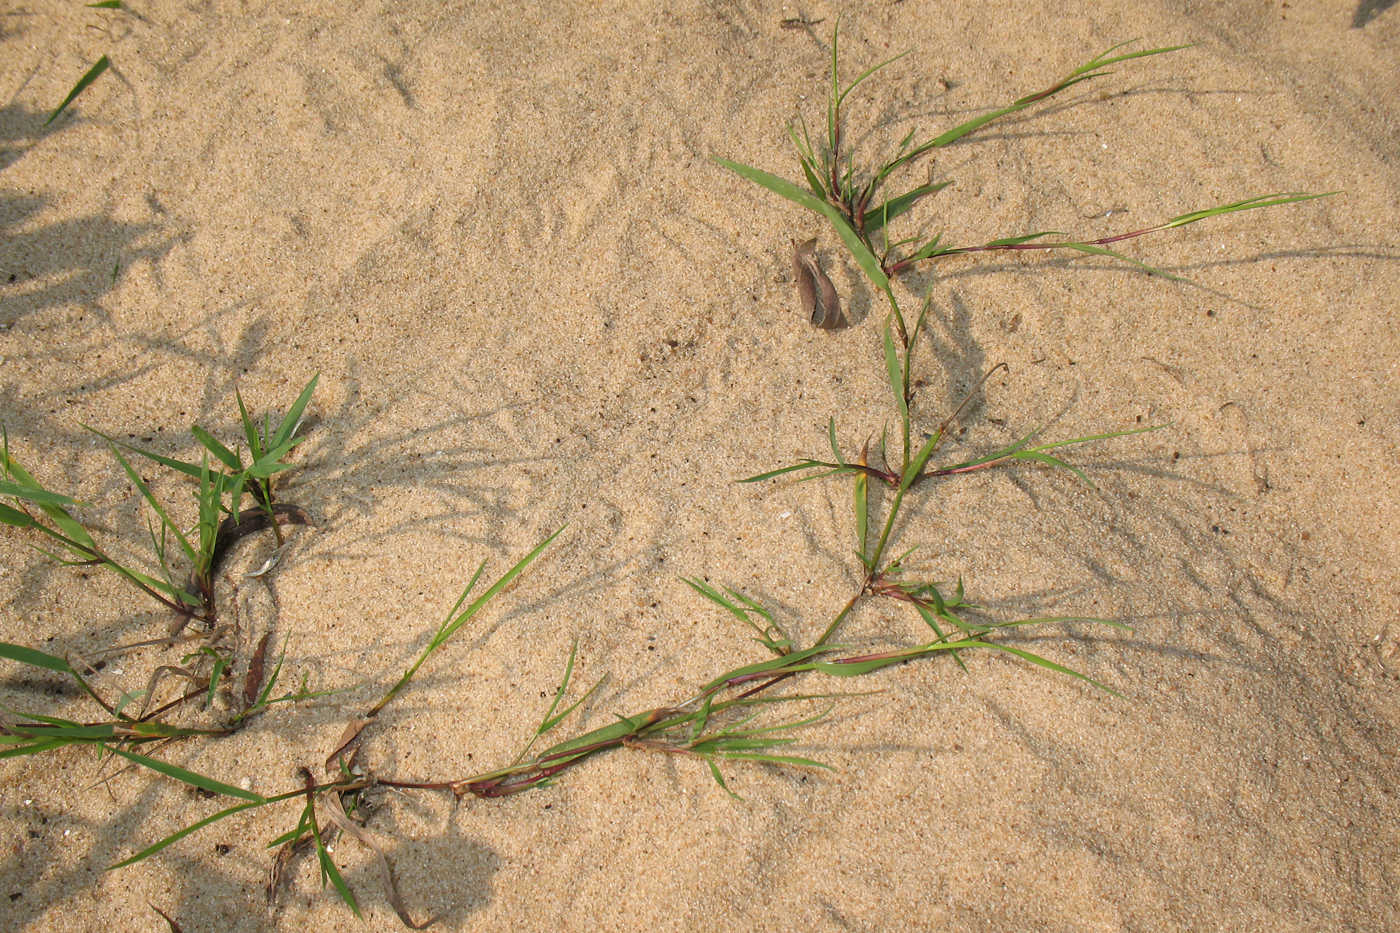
[2,1,1398,930]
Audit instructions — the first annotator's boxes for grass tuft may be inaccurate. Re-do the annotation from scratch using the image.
[717,23,1332,282]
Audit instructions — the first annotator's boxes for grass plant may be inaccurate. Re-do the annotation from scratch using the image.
[1,376,319,727]
[716,24,1332,284]
[0,21,1335,927]
[2,374,317,626]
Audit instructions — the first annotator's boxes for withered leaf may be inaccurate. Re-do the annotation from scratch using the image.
[242,632,271,710]
[792,238,845,329]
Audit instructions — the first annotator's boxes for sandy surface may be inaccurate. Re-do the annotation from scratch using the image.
[2,1,1398,930]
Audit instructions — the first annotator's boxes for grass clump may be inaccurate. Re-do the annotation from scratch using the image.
[0,21,1336,927]
[2,375,317,627]
[1,377,321,733]
[717,23,1332,283]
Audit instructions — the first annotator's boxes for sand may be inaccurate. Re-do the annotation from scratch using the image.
[2,1,1397,929]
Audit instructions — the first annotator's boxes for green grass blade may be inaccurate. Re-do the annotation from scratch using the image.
[976,642,1121,697]
[982,615,1133,633]
[1077,41,1193,74]
[189,426,242,473]
[1,451,100,552]
[1160,191,1337,229]
[84,427,205,480]
[430,527,563,649]
[195,456,222,575]
[905,232,946,263]
[685,579,788,653]
[7,721,114,741]
[826,418,846,466]
[1013,450,1092,486]
[0,643,113,708]
[205,651,227,709]
[689,695,716,744]
[110,798,268,868]
[685,578,748,625]
[245,438,302,479]
[37,505,98,554]
[102,745,267,802]
[983,231,1066,247]
[0,739,72,759]
[817,640,975,676]
[0,502,38,527]
[266,826,306,852]
[912,602,968,671]
[882,322,909,450]
[108,560,202,609]
[928,43,1187,150]
[788,121,828,198]
[1024,424,1167,451]
[0,642,78,675]
[1056,241,1179,279]
[314,826,361,918]
[105,444,197,565]
[797,152,826,199]
[738,460,843,483]
[853,469,869,568]
[368,527,564,717]
[235,389,261,460]
[45,55,110,127]
[696,645,834,696]
[706,758,739,798]
[536,640,603,737]
[0,480,84,509]
[901,428,945,492]
[717,752,832,771]
[537,639,581,735]
[836,50,912,110]
[928,423,1163,479]
[713,157,892,300]
[862,180,952,235]
[269,374,320,450]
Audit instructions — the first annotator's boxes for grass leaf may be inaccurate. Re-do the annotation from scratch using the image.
[102,745,267,802]
[106,443,197,565]
[882,322,907,430]
[853,468,869,568]
[738,460,845,483]
[45,56,110,127]
[110,798,269,868]
[269,374,320,450]
[0,642,78,675]
[862,180,952,235]
[0,480,84,509]
[928,43,1188,150]
[368,527,564,718]
[189,427,242,474]
[713,157,892,300]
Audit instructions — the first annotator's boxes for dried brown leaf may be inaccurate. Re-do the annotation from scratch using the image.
[325,717,370,774]
[792,238,845,329]
[242,632,271,709]
[323,792,432,929]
